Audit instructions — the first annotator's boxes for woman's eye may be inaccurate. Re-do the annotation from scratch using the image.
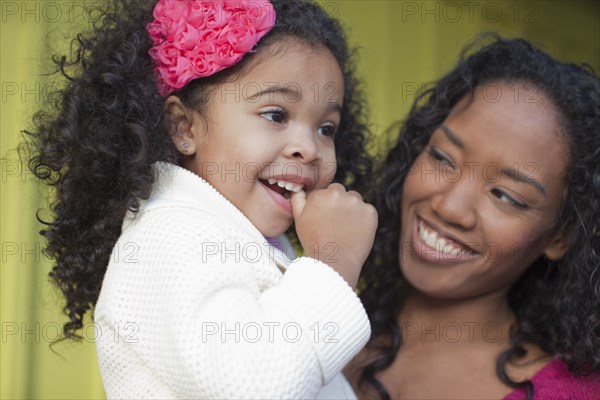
[317,123,336,137]
[427,147,453,166]
[261,109,286,123]
[491,188,528,209]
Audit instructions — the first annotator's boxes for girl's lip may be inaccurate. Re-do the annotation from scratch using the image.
[410,216,479,265]
[262,174,315,192]
[260,180,292,215]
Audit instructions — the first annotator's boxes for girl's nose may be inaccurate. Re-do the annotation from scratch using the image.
[283,128,321,163]
[430,180,478,230]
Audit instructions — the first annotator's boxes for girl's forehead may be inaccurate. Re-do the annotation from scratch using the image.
[244,37,340,75]
[238,42,343,91]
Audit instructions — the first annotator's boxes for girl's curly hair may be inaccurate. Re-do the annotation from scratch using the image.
[358,34,600,400]
[23,0,372,340]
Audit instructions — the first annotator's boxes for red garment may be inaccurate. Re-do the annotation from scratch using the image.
[504,358,600,400]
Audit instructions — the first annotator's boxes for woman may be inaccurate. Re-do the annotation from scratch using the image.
[349,35,600,400]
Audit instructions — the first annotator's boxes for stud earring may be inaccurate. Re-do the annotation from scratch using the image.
[181,142,190,152]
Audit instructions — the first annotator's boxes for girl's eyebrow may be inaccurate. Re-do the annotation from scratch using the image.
[246,85,300,102]
[245,84,343,113]
[441,125,546,197]
[327,102,343,114]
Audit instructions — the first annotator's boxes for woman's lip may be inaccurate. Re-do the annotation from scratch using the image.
[260,180,292,214]
[409,216,479,265]
[420,217,479,254]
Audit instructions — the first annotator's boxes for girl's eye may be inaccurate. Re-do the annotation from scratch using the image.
[317,123,337,137]
[261,108,286,124]
[491,188,528,209]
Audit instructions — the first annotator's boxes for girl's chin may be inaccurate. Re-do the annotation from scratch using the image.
[258,223,292,239]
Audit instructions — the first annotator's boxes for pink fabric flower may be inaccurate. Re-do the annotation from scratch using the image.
[153,0,188,24]
[149,43,181,66]
[223,25,257,53]
[214,42,239,66]
[190,49,219,76]
[146,0,276,96]
[173,23,202,51]
[161,56,199,91]
[146,20,168,45]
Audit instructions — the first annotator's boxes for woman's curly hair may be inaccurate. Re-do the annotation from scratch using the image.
[23,0,372,340]
[358,34,600,400]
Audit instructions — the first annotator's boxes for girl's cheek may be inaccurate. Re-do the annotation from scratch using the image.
[325,162,337,185]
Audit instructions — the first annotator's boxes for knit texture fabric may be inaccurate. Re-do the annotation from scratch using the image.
[503,358,600,400]
[94,162,370,399]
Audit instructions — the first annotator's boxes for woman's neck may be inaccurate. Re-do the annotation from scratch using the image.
[348,288,551,400]
[398,288,516,347]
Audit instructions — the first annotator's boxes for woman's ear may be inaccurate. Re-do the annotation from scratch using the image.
[543,229,571,261]
[164,96,201,155]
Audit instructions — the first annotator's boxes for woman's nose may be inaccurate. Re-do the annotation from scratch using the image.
[430,179,478,230]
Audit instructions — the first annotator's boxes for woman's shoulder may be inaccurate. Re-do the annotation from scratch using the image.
[505,358,600,400]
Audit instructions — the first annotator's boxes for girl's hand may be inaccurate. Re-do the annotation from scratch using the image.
[291,183,378,288]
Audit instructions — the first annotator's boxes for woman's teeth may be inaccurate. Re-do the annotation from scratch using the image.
[418,220,471,256]
[267,178,303,193]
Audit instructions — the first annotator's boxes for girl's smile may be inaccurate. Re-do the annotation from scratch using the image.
[259,174,315,214]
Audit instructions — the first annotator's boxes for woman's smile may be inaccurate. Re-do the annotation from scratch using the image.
[411,215,479,265]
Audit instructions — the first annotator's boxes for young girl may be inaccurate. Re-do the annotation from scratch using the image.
[349,36,600,399]
[25,0,377,398]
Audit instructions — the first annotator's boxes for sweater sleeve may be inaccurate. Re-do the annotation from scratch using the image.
[95,207,370,399]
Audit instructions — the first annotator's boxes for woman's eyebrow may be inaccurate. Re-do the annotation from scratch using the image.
[440,125,546,197]
[440,124,465,148]
[502,167,547,197]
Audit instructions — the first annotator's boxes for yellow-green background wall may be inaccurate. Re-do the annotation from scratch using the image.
[2,1,598,398]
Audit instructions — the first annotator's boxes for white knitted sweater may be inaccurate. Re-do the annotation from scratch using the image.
[94,162,370,399]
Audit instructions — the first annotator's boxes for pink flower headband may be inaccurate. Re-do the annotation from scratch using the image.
[146,0,276,96]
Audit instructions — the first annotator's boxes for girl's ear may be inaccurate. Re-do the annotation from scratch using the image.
[543,229,571,261]
[164,96,203,155]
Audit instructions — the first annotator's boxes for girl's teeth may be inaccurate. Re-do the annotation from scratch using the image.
[266,179,304,193]
[418,220,466,255]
